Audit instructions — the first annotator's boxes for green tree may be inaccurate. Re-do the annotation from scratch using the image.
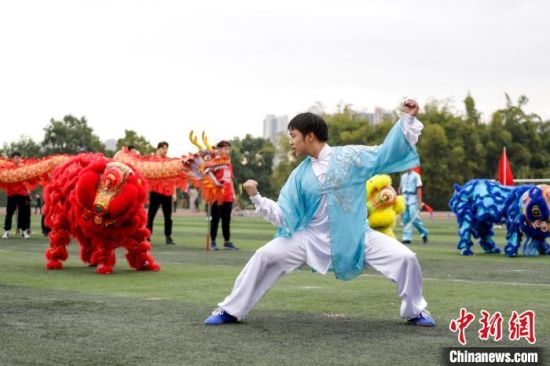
[325,105,377,146]
[482,94,544,179]
[271,133,304,194]
[252,95,550,211]
[416,123,452,209]
[42,115,106,155]
[537,119,550,178]
[115,130,155,155]
[464,92,481,125]
[0,135,43,158]
[230,135,275,207]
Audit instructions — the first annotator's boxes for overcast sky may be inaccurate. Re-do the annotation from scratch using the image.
[0,0,548,155]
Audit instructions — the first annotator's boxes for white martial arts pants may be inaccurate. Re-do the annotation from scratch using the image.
[218,229,428,320]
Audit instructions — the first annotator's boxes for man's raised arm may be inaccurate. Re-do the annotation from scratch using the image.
[357,99,423,179]
[243,180,284,227]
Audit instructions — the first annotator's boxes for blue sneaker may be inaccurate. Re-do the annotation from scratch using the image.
[408,310,436,327]
[210,241,218,251]
[224,242,239,250]
[204,308,238,325]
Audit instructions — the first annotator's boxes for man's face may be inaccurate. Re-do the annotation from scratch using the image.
[288,129,309,156]
[219,145,231,157]
[157,146,168,158]
[13,156,21,165]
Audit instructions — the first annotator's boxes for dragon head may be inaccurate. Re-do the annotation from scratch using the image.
[520,184,550,238]
[188,131,231,203]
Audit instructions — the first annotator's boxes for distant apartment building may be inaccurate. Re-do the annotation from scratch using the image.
[263,114,288,143]
[104,138,117,152]
[356,107,396,126]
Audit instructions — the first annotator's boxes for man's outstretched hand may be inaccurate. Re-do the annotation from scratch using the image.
[403,99,419,117]
[243,180,259,197]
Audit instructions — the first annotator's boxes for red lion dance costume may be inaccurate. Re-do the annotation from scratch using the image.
[43,149,196,274]
[1,146,199,273]
[43,154,162,274]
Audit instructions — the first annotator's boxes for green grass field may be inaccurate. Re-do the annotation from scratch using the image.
[1,214,548,365]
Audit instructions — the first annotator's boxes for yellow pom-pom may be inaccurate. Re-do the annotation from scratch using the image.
[394,195,405,215]
[366,174,401,238]
[366,174,392,198]
[368,208,396,229]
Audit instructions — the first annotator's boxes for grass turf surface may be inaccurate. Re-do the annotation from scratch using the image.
[0,215,548,365]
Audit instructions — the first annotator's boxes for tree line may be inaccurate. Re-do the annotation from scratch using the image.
[2,94,549,210]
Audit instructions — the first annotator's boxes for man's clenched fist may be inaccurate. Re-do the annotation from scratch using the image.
[243,179,259,197]
[403,99,419,117]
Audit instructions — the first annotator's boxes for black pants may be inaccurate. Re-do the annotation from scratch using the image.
[34,201,42,215]
[147,192,173,236]
[41,214,51,235]
[210,202,233,242]
[4,195,31,231]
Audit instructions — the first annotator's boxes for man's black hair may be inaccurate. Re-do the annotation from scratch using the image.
[157,141,169,149]
[11,151,22,158]
[216,140,231,148]
[287,112,328,142]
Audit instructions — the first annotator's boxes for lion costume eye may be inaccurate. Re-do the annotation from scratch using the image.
[531,205,541,218]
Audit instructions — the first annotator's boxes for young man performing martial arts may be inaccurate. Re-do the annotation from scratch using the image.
[204,100,435,327]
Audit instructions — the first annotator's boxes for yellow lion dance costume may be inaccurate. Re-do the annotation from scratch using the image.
[366,174,405,238]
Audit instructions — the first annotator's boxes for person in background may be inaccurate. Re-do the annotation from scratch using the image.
[2,152,31,239]
[34,194,42,215]
[147,142,176,245]
[398,167,429,245]
[209,140,238,251]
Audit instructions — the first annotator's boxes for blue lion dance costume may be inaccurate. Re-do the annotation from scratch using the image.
[449,179,550,256]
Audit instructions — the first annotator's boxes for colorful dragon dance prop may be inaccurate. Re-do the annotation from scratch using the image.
[187,131,232,251]
[0,149,198,274]
[115,131,233,207]
[113,146,192,194]
[449,179,550,257]
[0,132,233,270]
[366,174,405,238]
[0,155,70,191]
[188,131,231,205]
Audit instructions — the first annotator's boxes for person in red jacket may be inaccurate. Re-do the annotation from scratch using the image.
[2,152,31,239]
[146,142,177,245]
[209,141,238,250]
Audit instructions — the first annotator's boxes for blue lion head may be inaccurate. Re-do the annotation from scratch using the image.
[520,185,550,238]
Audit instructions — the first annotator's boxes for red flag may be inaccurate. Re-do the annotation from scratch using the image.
[423,203,434,215]
[497,147,514,186]
[410,166,433,218]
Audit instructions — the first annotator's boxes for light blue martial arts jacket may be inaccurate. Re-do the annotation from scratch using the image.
[275,118,420,280]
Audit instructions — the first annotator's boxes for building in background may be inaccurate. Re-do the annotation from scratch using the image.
[263,114,288,143]
[356,107,396,126]
[104,139,117,152]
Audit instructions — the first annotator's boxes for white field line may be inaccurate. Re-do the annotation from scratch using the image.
[360,273,550,288]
